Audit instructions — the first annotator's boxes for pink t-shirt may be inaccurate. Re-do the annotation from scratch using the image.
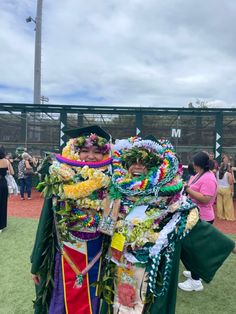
[189,171,217,221]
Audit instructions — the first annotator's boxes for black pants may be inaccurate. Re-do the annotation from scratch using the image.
[19,176,32,198]
[0,177,8,229]
[191,220,214,280]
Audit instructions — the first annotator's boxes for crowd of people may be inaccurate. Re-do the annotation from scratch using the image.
[0,148,53,233]
[2,149,53,199]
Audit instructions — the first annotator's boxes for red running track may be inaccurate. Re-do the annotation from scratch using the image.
[8,189,236,234]
[8,189,44,219]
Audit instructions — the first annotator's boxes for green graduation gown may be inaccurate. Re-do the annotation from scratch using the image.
[31,198,56,314]
[100,220,234,314]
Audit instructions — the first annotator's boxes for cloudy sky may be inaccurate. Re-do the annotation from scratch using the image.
[1,0,236,107]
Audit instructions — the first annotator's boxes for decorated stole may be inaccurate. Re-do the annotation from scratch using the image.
[113,266,148,314]
[61,237,103,314]
[48,160,111,313]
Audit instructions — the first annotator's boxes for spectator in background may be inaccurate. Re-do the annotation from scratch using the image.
[179,151,217,292]
[31,156,40,187]
[222,153,235,182]
[184,151,217,224]
[6,153,13,164]
[216,163,235,221]
[5,152,19,195]
[12,147,25,187]
[222,154,233,171]
[32,156,39,169]
[222,153,230,165]
[0,146,14,233]
[37,153,53,182]
[18,153,34,200]
[208,152,219,174]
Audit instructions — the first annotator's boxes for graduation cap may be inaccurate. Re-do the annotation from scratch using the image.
[64,125,111,141]
[144,135,158,143]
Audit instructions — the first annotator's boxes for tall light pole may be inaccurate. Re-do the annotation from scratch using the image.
[34,0,43,104]
[26,0,43,104]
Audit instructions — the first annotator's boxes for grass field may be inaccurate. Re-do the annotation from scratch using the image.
[0,218,37,314]
[176,248,236,314]
[0,217,235,314]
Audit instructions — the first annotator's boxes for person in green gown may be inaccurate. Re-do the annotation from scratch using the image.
[31,125,112,314]
[36,152,53,182]
[99,136,235,314]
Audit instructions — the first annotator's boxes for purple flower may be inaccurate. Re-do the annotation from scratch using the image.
[101,143,110,153]
[85,138,93,147]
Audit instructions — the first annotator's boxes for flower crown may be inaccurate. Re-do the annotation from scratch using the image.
[73,133,110,154]
[61,133,111,163]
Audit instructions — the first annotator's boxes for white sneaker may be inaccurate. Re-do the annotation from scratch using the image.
[178,278,204,291]
[183,270,202,281]
[183,270,192,279]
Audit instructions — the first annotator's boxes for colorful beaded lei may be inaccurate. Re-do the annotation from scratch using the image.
[71,208,101,228]
[112,137,182,196]
[102,137,199,307]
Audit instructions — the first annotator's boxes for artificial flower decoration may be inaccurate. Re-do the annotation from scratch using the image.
[49,162,76,181]
[62,133,110,161]
[118,283,136,307]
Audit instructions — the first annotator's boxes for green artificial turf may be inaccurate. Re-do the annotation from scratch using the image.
[176,237,236,314]
[0,217,38,314]
[0,218,235,314]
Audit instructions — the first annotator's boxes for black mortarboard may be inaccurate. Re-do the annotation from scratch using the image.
[64,125,111,141]
[144,135,158,143]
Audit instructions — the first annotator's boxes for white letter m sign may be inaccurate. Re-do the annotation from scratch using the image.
[171,128,181,138]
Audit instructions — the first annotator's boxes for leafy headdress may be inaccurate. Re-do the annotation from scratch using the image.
[111,136,183,196]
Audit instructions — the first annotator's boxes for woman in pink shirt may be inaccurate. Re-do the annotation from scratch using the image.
[179,151,217,292]
[185,152,217,223]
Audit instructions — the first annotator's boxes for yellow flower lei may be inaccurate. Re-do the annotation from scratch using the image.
[63,166,110,200]
[184,207,199,232]
[62,139,80,160]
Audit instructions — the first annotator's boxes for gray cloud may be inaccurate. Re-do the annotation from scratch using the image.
[0,0,236,107]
